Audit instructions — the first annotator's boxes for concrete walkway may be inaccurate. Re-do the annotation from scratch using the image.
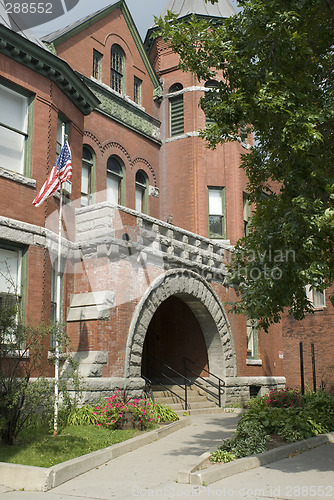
[0,412,333,499]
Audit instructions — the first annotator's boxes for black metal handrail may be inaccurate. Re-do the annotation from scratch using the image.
[142,354,192,410]
[183,357,225,407]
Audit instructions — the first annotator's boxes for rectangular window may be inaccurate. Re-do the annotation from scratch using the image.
[92,50,103,81]
[170,95,184,136]
[135,186,144,212]
[243,192,251,236]
[134,77,142,105]
[110,46,124,94]
[305,285,326,308]
[107,174,121,204]
[247,318,258,359]
[0,83,29,175]
[208,187,226,238]
[56,117,69,156]
[0,247,21,299]
[0,247,22,343]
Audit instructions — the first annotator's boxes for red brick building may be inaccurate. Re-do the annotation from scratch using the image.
[1,0,332,404]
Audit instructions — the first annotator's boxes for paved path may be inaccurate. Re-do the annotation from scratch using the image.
[0,412,333,500]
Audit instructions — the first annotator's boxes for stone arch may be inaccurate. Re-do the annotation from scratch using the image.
[124,269,237,379]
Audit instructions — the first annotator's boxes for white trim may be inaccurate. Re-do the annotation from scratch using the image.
[246,359,263,366]
[0,167,36,188]
[164,131,200,143]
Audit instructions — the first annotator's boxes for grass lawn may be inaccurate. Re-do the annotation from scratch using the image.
[0,424,141,468]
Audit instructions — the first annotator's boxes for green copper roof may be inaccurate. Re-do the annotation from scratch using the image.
[159,0,236,19]
[144,0,236,52]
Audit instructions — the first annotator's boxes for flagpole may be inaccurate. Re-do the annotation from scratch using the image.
[54,179,64,436]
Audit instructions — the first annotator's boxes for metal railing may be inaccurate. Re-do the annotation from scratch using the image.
[142,355,225,410]
[142,355,192,410]
[183,357,225,407]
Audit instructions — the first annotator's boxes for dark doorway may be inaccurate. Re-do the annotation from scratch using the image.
[141,296,209,380]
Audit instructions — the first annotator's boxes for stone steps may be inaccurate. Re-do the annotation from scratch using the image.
[151,383,221,415]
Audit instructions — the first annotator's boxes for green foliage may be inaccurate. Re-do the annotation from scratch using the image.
[265,388,304,408]
[93,392,158,430]
[0,424,138,467]
[92,392,179,430]
[210,449,236,463]
[66,404,97,426]
[0,304,81,444]
[156,0,334,329]
[211,389,334,461]
[0,304,54,444]
[211,419,270,462]
[151,400,179,423]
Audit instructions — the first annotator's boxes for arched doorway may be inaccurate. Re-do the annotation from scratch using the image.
[124,269,237,381]
[141,296,209,379]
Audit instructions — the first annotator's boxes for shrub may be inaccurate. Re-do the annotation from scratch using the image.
[67,405,97,426]
[151,401,179,423]
[210,389,334,463]
[210,449,236,463]
[93,391,157,430]
[265,388,304,408]
[210,420,271,463]
[0,305,58,444]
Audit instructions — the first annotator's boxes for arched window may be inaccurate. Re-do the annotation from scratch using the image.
[107,156,124,205]
[169,83,184,137]
[110,44,125,94]
[81,146,95,207]
[135,170,148,213]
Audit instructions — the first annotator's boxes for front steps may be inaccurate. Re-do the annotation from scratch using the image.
[151,383,223,416]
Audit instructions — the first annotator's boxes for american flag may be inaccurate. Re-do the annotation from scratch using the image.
[33,141,72,207]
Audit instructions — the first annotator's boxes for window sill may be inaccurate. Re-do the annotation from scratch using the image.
[1,349,29,358]
[48,350,68,360]
[0,167,36,188]
[246,358,262,366]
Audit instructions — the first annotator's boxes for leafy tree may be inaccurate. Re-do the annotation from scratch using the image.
[0,303,53,444]
[0,302,80,444]
[155,0,334,330]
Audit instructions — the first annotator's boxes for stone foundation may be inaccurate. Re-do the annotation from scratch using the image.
[65,374,286,406]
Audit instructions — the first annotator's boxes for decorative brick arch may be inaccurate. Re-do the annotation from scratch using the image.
[124,269,237,379]
[101,141,131,163]
[131,157,157,186]
[84,130,104,153]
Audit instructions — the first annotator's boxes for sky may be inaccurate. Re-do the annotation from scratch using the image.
[33,0,239,41]
[34,0,178,40]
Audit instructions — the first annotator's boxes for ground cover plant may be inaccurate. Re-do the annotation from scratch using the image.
[0,423,139,467]
[0,391,179,467]
[210,389,334,463]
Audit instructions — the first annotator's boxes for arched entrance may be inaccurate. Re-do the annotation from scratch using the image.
[124,269,237,381]
[142,295,209,379]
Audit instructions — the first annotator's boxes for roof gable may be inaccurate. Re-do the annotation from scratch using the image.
[42,0,160,89]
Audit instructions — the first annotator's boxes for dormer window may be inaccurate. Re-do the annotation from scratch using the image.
[111,45,125,94]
